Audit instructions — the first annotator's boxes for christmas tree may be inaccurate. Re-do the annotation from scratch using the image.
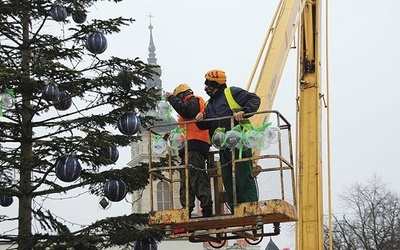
[0,1,163,249]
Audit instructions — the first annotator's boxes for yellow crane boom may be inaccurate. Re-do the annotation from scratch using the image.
[247,0,323,249]
[247,0,302,125]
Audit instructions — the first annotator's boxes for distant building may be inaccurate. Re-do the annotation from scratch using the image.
[265,238,280,250]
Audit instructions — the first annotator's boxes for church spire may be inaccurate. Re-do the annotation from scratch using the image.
[146,13,162,89]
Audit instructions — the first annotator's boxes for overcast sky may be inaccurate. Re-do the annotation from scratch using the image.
[3,1,400,249]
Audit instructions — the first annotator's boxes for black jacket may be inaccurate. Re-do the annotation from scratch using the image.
[196,85,261,138]
[167,94,210,159]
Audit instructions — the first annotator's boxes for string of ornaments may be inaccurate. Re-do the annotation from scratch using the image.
[152,98,281,156]
[151,123,280,156]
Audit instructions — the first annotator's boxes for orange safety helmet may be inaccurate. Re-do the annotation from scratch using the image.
[204,69,227,84]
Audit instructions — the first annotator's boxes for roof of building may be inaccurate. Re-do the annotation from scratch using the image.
[265,238,280,250]
[144,19,177,134]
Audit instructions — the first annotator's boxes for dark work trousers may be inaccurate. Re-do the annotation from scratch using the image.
[179,150,212,210]
[219,147,258,211]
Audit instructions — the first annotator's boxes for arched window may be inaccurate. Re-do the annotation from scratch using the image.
[156,181,170,210]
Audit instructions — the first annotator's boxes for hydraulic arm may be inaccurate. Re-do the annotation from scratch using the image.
[247,0,323,249]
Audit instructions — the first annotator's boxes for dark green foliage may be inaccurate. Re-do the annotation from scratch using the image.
[31,214,163,250]
[0,0,161,249]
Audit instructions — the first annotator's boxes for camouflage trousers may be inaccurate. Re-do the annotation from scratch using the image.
[179,151,212,209]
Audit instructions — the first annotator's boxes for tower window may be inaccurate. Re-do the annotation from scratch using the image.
[156,181,170,210]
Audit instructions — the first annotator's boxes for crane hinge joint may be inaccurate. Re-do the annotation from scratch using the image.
[303,59,316,74]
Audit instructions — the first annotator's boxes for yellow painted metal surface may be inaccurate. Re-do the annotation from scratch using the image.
[236,200,297,222]
[149,200,297,242]
[297,1,323,249]
[245,0,324,249]
[249,0,302,127]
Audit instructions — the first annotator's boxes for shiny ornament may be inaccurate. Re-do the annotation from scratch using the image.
[117,112,141,135]
[256,131,271,150]
[211,128,226,149]
[0,92,15,110]
[102,145,119,163]
[86,32,107,54]
[98,196,111,210]
[55,155,82,182]
[223,130,241,149]
[54,91,72,111]
[243,129,259,149]
[264,126,281,144]
[104,179,127,202]
[51,5,67,22]
[235,138,249,151]
[42,83,59,101]
[72,11,87,24]
[156,98,171,120]
[152,136,167,154]
[0,194,13,207]
[167,131,185,150]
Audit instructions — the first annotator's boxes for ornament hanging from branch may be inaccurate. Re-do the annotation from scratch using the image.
[0,194,13,207]
[101,145,119,163]
[117,111,141,135]
[55,155,82,182]
[104,179,127,202]
[72,8,87,24]
[54,91,72,111]
[98,195,111,210]
[51,5,67,22]
[86,32,108,54]
[42,82,59,101]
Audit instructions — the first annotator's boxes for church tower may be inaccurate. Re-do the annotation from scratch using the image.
[129,18,179,215]
[145,20,161,89]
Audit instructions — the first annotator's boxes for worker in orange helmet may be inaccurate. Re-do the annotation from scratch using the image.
[165,83,213,217]
[196,69,260,212]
